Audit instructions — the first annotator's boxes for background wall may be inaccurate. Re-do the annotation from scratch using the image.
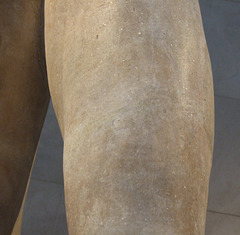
[200,0,240,234]
[21,0,240,234]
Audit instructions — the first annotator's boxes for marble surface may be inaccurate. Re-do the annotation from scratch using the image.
[22,0,240,234]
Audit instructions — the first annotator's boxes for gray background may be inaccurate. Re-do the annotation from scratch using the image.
[21,0,240,234]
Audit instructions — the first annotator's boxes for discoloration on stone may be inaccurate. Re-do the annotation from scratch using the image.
[45,0,214,234]
[0,0,214,234]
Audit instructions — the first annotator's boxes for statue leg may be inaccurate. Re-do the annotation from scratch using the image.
[11,175,30,235]
[0,1,49,234]
[45,1,214,234]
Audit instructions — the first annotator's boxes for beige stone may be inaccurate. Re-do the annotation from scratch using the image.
[45,0,214,234]
[1,0,214,234]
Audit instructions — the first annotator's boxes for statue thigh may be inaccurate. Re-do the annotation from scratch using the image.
[45,1,214,234]
[0,1,49,234]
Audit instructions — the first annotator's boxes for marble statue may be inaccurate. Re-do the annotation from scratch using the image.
[0,0,214,234]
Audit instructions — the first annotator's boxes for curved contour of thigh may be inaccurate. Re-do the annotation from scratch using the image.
[45,1,214,234]
[0,1,50,234]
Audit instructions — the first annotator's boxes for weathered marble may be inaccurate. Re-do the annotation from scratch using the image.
[0,0,214,234]
[45,0,214,234]
[0,1,49,234]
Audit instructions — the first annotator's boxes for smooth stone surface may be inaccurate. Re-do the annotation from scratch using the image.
[23,95,240,233]
[199,0,240,99]
[22,179,64,235]
[45,0,214,234]
[206,211,240,235]
[208,96,240,215]
[22,0,240,233]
